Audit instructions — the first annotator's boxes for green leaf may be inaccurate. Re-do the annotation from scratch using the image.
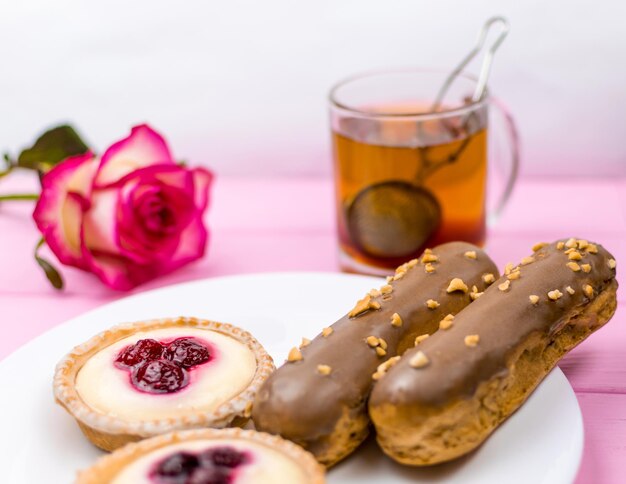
[34,238,64,290]
[17,125,89,173]
[35,256,64,289]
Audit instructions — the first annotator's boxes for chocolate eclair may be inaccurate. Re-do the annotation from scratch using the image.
[369,238,618,466]
[252,242,498,466]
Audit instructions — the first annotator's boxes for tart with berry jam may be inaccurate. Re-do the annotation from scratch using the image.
[77,428,325,484]
[54,317,274,452]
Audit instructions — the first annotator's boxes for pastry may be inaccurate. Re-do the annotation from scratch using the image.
[369,238,618,465]
[76,427,325,484]
[252,242,498,466]
[54,317,274,451]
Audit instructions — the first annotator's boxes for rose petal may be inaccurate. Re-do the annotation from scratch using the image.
[81,249,149,291]
[80,205,209,291]
[165,167,212,268]
[191,167,214,210]
[33,153,97,269]
[167,215,208,269]
[82,188,121,255]
[94,124,175,187]
[153,169,212,271]
[113,166,196,264]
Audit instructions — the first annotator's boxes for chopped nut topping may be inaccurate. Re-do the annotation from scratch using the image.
[426,299,440,309]
[243,401,253,418]
[568,251,583,261]
[414,334,429,345]
[375,346,387,357]
[472,285,478,293]
[365,336,387,352]
[348,295,372,318]
[444,313,455,321]
[372,356,401,380]
[378,356,400,372]
[422,253,439,263]
[504,263,514,275]
[548,289,563,301]
[556,241,565,250]
[409,351,430,368]
[381,284,393,295]
[565,238,578,249]
[507,271,521,280]
[470,291,484,300]
[566,262,581,272]
[483,273,496,284]
[532,242,548,252]
[587,244,598,254]
[564,248,576,255]
[424,263,435,273]
[577,240,589,250]
[366,336,380,347]
[322,327,333,337]
[390,313,403,327]
[396,263,409,274]
[393,272,405,281]
[566,286,575,295]
[317,364,332,376]
[498,280,511,292]
[529,295,539,305]
[464,251,477,260]
[583,284,594,298]
[447,278,469,293]
[521,256,535,265]
[581,263,591,273]
[464,334,480,347]
[386,276,394,283]
[300,337,311,348]
[408,258,418,268]
[368,288,381,298]
[287,347,303,362]
[439,318,453,330]
[424,248,433,254]
[608,259,617,269]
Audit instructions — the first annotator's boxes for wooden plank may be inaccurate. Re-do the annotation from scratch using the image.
[575,392,626,484]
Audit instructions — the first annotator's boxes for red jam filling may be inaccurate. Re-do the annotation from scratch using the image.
[150,446,250,484]
[115,337,211,394]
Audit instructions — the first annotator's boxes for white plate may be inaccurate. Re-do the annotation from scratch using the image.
[0,273,583,484]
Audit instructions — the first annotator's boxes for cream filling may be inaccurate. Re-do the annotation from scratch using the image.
[76,328,256,420]
[111,438,310,484]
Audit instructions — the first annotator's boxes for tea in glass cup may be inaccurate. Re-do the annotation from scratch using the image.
[329,70,517,275]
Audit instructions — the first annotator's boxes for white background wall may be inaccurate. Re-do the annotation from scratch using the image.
[1,0,624,177]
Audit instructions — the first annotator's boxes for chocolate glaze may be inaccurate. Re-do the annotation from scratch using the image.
[369,239,617,410]
[252,242,498,450]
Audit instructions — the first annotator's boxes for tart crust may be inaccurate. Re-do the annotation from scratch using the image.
[76,428,326,484]
[54,317,275,452]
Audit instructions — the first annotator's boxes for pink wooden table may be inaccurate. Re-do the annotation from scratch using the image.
[1,174,625,483]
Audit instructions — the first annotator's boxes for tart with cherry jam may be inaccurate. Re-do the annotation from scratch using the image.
[77,428,325,484]
[54,317,274,451]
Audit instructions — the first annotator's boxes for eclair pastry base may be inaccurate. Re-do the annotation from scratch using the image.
[76,428,326,484]
[54,317,275,452]
[253,242,498,466]
[372,280,617,465]
[369,240,618,465]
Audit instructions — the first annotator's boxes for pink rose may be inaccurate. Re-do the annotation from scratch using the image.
[33,124,213,290]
